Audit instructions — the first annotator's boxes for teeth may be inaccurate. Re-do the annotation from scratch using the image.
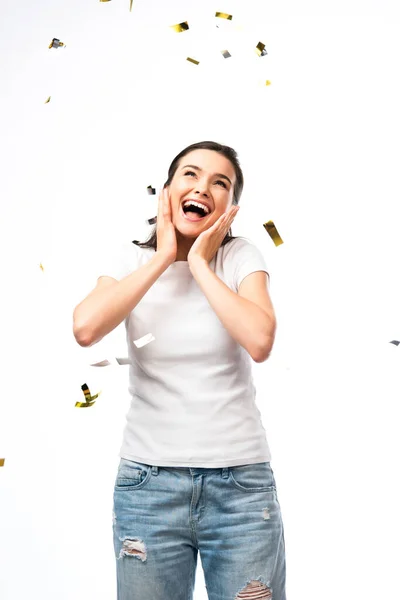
[183,200,210,214]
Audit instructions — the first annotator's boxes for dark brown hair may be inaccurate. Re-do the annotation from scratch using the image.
[133,141,245,250]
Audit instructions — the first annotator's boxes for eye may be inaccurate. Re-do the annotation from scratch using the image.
[185,171,227,189]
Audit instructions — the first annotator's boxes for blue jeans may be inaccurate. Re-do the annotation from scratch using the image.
[113,458,287,599]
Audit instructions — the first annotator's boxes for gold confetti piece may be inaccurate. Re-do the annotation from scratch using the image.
[216,11,232,20]
[130,0,133,10]
[134,333,155,348]
[186,57,199,65]
[147,185,156,195]
[81,383,92,401]
[39,263,44,271]
[171,21,189,33]
[75,383,101,407]
[265,80,271,86]
[221,50,231,59]
[256,42,268,57]
[0,459,5,467]
[99,0,111,2]
[49,38,65,49]
[263,220,284,246]
[45,97,51,104]
[84,389,101,402]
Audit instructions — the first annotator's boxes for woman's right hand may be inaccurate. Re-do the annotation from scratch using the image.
[156,186,177,264]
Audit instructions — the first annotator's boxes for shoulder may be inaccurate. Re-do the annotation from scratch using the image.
[220,236,264,261]
[218,236,270,292]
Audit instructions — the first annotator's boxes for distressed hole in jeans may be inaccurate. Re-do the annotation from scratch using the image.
[262,507,271,520]
[235,580,272,599]
[119,539,147,562]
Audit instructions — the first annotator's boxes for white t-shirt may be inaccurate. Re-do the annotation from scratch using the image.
[98,236,272,468]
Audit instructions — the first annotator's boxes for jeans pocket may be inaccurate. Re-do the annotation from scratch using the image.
[229,462,277,493]
[114,458,152,491]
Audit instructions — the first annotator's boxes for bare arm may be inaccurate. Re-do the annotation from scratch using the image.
[73,252,172,347]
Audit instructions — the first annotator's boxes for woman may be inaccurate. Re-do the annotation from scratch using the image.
[73,141,287,599]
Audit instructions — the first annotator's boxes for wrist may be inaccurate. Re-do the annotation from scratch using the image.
[154,252,175,269]
[188,256,209,270]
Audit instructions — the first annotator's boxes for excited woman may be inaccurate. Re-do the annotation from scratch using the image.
[73,140,287,600]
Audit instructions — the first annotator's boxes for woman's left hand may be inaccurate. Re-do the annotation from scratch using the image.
[187,206,240,266]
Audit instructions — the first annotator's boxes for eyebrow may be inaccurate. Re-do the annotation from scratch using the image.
[181,164,232,186]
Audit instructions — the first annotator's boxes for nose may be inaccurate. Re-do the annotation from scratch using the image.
[194,182,210,197]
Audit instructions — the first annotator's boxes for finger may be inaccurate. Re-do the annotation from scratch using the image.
[164,188,172,218]
[226,210,238,227]
[226,209,237,222]
[217,209,236,229]
[157,190,164,221]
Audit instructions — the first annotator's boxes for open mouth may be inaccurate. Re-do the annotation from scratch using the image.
[180,203,211,222]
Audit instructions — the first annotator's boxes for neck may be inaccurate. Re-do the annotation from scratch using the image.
[175,230,196,261]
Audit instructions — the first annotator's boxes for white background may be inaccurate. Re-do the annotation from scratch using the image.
[1,0,400,598]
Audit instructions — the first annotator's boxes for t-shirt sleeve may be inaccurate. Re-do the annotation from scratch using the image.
[226,238,271,292]
[95,241,137,282]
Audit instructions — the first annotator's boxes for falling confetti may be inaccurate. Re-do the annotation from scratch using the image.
[39,263,44,271]
[147,185,156,195]
[263,220,284,246]
[90,360,111,367]
[256,42,268,57]
[116,358,131,365]
[265,80,271,86]
[134,333,155,348]
[76,400,96,408]
[186,57,200,65]
[44,97,51,104]
[171,21,189,33]
[49,38,65,49]
[129,0,133,11]
[90,358,131,366]
[0,459,5,467]
[75,383,101,408]
[216,11,232,20]
[221,50,231,59]
[389,340,400,346]
[99,0,111,2]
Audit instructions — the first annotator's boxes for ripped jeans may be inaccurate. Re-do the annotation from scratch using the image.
[112,458,287,600]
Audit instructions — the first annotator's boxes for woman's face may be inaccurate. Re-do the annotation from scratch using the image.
[168,149,236,237]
